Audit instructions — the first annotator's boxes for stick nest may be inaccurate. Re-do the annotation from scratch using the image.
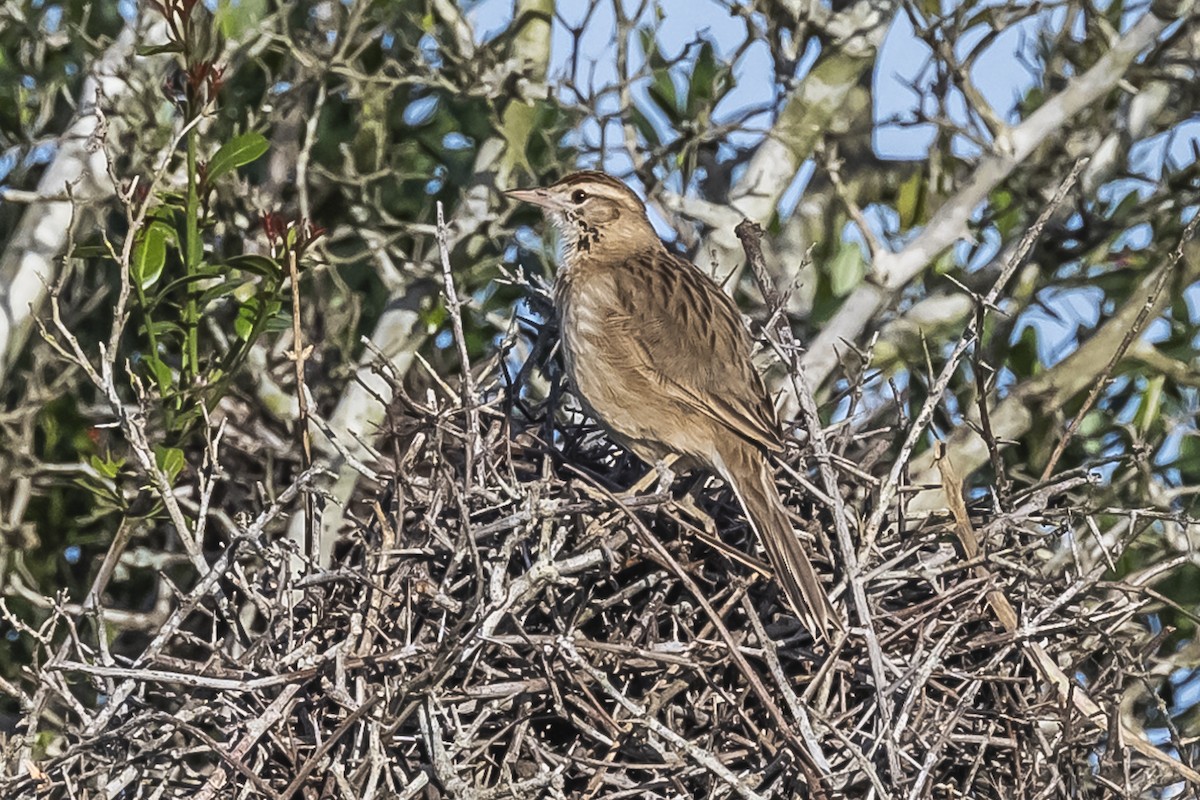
[2,345,1187,800]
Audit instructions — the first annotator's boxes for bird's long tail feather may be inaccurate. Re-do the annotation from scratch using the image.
[716,440,841,638]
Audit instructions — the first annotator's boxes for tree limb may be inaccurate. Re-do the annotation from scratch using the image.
[801,3,1193,390]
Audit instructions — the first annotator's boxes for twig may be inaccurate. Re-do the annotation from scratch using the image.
[437,201,481,488]
[82,467,320,735]
[865,157,1086,545]
[558,636,769,800]
[287,248,317,562]
[937,452,1200,785]
[567,466,817,761]
[1040,210,1200,480]
[803,5,1180,388]
[823,144,885,262]
[735,217,901,780]
[971,298,1011,509]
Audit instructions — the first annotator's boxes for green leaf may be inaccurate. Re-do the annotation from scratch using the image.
[932,250,956,276]
[1106,189,1141,223]
[827,241,865,297]
[143,355,174,392]
[199,279,250,308]
[1010,326,1040,378]
[964,6,998,28]
[1177,433,1200,474]
[154,446,186,483]
[264,310,292,333]
[226,254,282,279]
[132,221,173,291]
[206,132,269,184]
[629,105,662,148]
[422,301,447,331]
[648,68,681,121]
[137,43,183,56]
[686,41,729,119]
[1078,410,1106,452]
[216,0,268,39]
[687,42,717,116]
[990,188,1020,238]
[70,244,114,258]
[235,297,260,341]
[89,454,125,480]
[145,319,185,340]
[153,266,226,301]
[897,171,925,229]
[637,27,660,68]
[1134,374,1165,436]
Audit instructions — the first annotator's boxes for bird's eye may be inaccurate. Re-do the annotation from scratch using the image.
[571,189,587,204]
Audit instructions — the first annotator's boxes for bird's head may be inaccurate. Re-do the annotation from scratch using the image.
[506,171,657,258]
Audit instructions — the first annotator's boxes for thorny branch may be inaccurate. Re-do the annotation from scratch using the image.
[4,294,1197,795]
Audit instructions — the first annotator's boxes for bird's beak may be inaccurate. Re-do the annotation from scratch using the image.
[505,187,559,210]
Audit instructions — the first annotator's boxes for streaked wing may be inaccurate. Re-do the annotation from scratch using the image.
[609,246,782,452]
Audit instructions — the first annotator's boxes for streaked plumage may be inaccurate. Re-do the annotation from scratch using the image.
[507,170,840,637]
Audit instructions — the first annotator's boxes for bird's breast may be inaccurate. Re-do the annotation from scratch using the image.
[553,267,682,464]
[554,269,614,384]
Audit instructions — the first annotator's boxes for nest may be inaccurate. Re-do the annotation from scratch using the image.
[2,335,1191,800]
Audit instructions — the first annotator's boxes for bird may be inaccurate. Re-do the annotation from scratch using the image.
[506,170,841,637]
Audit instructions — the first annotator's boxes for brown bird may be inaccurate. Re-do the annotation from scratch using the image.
[506,171,840,637]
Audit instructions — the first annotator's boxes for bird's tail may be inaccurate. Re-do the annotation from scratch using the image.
[716,439,841,638]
